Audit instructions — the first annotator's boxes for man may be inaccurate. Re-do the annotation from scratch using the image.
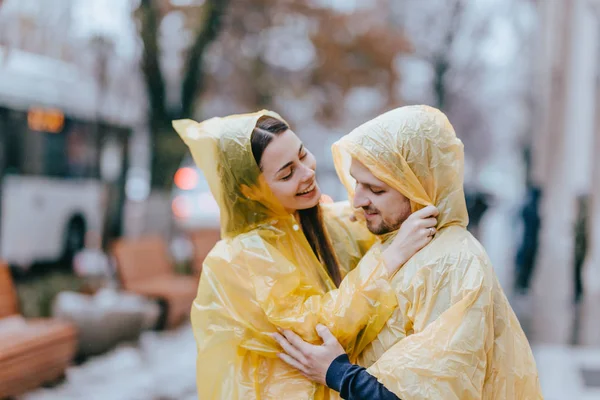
[273,105,543,399]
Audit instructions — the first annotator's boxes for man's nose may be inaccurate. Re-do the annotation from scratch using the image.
[353,187,370,208]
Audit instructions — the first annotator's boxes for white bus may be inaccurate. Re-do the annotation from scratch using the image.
[0,2,145,272]
[0,106,129,270]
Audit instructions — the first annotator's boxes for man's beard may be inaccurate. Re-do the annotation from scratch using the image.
[364,206,407,235]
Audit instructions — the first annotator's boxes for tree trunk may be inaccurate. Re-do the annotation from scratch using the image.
[137,0,230,188]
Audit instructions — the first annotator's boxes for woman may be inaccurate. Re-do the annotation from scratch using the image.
[173,110,437,399]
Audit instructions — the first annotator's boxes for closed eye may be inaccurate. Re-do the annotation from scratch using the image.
[281,169,294,180]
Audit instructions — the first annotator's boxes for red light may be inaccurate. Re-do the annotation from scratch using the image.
[174,167,198,190]
[172,196,191,219]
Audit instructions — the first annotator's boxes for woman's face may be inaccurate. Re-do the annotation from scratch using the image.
[259,129,321,213]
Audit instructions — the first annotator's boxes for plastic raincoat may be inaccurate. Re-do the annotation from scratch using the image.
[332,105,543,400]
[173,110,398,399]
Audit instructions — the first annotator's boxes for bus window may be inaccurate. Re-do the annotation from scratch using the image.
[2,110,25,175]
[43,128,68,177]
[42,122,98,179]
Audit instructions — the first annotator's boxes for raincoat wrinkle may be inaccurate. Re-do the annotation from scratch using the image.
[332,105,543,400]
[173,110,397,399]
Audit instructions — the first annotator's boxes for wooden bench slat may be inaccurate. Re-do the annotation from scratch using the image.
[0,262,77,398]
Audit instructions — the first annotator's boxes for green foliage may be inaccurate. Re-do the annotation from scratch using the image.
[16,272,83,318]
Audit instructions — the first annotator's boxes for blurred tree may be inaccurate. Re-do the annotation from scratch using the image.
[198,0,410,125]
[392,0,536,186]
[308,9,410,122]
[136,0,409,187]
[392,0,490,120]
[135,0,230,188]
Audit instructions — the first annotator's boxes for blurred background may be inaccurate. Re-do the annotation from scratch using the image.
[0,0,598,398]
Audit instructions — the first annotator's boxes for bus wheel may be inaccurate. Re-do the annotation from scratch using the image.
[62,216,86,267]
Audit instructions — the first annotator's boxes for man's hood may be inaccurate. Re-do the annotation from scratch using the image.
[332,105,469,231]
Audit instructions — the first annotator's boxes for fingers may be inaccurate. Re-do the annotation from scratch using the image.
[425,227,436,237]
[273,332,307,364]
[421,217,437,228]
[278,352,307,374]
[281,329,313,354]
[413,205,439,219]
[426,205,439,217]
[315,324,336,344]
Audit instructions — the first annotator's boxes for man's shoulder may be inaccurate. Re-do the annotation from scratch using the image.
[403,227,491,278]
[431,226,487,257]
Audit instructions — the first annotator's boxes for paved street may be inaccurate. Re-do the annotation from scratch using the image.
[18,205,600,399]
[20,325,197,400]
[17,321,600,400]
[534,345,600,400]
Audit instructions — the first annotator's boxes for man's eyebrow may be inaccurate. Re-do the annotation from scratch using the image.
[351,174,382,187]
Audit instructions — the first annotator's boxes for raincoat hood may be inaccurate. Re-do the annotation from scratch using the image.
[329,106,541,399]
[173,110,289,239]
[332,105,469,231]
[174,111,404,399]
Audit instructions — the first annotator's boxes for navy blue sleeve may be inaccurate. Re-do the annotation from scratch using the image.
[325,354,401,400]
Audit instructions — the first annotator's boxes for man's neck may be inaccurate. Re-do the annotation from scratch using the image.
[378,230,398,248]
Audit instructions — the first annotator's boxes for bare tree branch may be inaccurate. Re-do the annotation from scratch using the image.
[180,0,231,117]
[433,0,464,109]
[137,0,168,124]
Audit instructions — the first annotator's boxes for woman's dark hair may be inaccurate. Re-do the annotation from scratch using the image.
[251,116,342,287]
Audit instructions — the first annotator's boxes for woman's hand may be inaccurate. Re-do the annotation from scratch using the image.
[382,205,439,276]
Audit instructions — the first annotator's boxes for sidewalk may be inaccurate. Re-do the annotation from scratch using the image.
[533,345,600,400]
[20,325,197,400]
[20,323,600,399]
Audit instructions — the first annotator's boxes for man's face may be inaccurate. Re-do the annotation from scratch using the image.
[350,158,412,235]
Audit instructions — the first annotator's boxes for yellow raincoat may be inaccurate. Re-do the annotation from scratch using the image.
[173,110,398,399]
[332,105,543,399]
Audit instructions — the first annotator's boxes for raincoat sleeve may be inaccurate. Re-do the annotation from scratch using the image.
[192,242,320,399]
[192,239,397,399]
[365,253,495,400]
[236,233,397,352]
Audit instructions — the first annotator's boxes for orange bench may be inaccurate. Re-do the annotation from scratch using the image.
[188,229,220,276]
[0,262,77,398]
[112,236,197,329]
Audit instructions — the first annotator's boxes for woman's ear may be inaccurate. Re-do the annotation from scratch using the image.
[239,174,270,201]
[239,175,287,215]
[239,184,255,200]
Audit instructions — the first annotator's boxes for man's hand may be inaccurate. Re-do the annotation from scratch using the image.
[382,205,438,276]
[272,324,345,385]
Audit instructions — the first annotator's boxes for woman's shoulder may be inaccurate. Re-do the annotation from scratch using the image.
[320,200,353,219]
[206,227,279,262]
[321,201,359,233]
[322,202,375,243]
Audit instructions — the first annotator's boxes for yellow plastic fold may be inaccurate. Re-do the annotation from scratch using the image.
[173,111,395,399]
[332,105,543,399]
